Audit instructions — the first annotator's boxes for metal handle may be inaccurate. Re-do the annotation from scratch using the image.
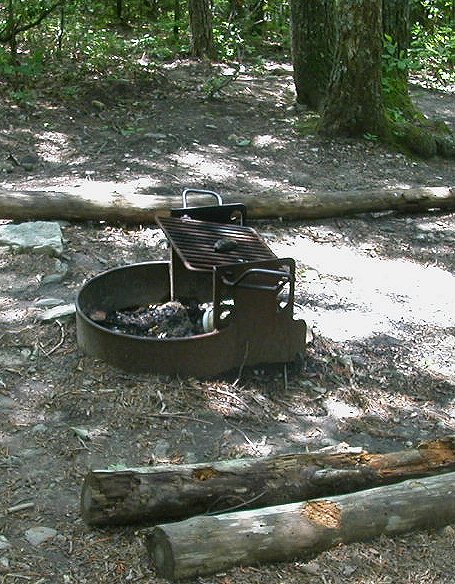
[222,268,291,292]
[182,189,223,208]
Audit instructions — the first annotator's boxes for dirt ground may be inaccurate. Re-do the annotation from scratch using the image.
[1,61,455,583]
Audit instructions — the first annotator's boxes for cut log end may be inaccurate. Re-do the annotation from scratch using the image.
[146,529,175,581]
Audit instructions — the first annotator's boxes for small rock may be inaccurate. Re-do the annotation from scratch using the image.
[34,298,66,308]
[0,556,10,571]
[0,395,16,409]
[20,154,40,171]
[0,221,63,256]
[342,564,358,577]
[154,439,170,458]
[301,561,321,575]
[0,535,11,551]
[0,347,32,368]
[41,273,65,285]
[441,525,455,538]
[38,303,76,322]
[31,423,48,435]
[24,526,57,546]
[144,132,168,140]
[1,162,15,173]
[91,100,106,110]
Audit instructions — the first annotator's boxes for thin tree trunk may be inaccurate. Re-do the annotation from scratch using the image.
[320,0,389,137]
[290,0,336,110]
[173,0,181,39]
[188,0,216,59]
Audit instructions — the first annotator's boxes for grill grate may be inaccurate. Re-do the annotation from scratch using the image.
[157,216,276,271]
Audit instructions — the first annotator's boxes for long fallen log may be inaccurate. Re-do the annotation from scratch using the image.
[81,436,455,526]
[144,471,455,580]
[1,185,454,223]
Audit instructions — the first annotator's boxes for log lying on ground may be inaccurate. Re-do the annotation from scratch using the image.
[144,471,455,580]
[1,186,454,223]
[81,436,455,526]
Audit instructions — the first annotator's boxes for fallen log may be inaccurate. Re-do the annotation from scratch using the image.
[81,436,455,526]
[1,185,454,223]
[144,471,455,580]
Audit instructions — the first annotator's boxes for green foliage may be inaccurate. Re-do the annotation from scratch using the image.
[409,0,455,86]
[294,113,320,136]
[410,24,455,85]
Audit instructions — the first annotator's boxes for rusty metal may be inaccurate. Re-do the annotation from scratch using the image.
[76,191,306,377]
[156,216,276,272]
[171,188,247,224]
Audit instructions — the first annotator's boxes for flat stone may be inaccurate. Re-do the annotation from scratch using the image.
[0,347,32,368]
[38,304,76,321]
[24,526,57,546]
[34,298,66,308]
[41,273,65,285]
[0,395,16,409]
[0,535,11,551]
[0,221,63,256]
[0,556,10,570]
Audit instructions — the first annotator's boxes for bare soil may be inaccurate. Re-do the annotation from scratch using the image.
[1,61,455,583]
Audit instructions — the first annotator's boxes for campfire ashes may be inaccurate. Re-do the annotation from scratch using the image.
[91,301,208,338]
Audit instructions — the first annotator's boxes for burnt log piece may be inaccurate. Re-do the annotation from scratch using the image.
[144,471,455,580]
[81,436,455,526]
[0,186,454,223]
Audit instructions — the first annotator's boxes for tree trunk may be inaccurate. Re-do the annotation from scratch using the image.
[173,0,181,39]
[248,0,265,35]
[290,0,336,110]
[383,0,410,57]
[320,0,388,138]
[382,0,414,118]
[81,437,455,526]
[1,186,454,224]
[188,0,216,59]
[145,471,455,580]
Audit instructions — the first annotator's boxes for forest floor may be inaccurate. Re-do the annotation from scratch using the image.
[1,60,455,583]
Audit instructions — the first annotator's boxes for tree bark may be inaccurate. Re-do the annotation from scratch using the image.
[1,186,454,224]
[81,436,455,526]
[290,0,336,110]
[383,0,410,57]
[320,0,388,137]
[188,0,216,59]
[144,471,455,580]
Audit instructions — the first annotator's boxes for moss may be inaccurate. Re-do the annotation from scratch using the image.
[383,73,454,159]
[383,74,422,122]
[435,135,455,158]
[392,121,437,158]
[295,113,321,136]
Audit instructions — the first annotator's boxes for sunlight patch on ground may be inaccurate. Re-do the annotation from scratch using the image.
[0,307,30,324]
[272,237,455,344]
[253,134,286,150]
[36,131,71,162]
[171,151,235,181]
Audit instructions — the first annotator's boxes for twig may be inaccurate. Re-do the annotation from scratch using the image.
[224,420,254,446]
[206,490,267,515]
[156,389,166,413]
[147,413,213,425]
[207,386,257,416]
[233,341,249,387]
[43,320,65,357]
[7,501,35,514]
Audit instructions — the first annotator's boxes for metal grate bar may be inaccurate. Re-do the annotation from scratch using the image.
[157,216,276,271]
